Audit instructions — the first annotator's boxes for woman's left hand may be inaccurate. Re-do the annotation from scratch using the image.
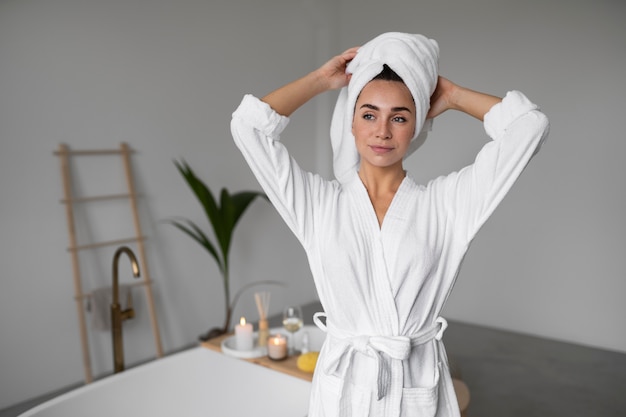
[427,76,501,121]
[426,76,458,119]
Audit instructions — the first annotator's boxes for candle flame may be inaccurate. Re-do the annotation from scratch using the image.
[240,316,246,326]
[270,334,284,345]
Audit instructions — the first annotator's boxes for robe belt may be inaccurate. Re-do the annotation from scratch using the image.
[313,313,448,401]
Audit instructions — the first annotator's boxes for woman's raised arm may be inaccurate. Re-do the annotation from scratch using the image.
[261,47,359,117]
[427,76,502,122]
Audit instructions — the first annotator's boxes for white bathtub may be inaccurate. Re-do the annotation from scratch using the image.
[19,346,312,417]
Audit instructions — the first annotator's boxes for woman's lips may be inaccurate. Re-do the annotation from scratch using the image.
[370,145,394,154]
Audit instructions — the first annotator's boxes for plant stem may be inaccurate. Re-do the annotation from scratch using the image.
[222,266,231,332]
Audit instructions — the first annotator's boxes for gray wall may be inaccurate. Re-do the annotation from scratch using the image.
[1,0,624,410]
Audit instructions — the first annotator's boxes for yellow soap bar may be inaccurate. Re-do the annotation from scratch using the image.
[296,351,319,373]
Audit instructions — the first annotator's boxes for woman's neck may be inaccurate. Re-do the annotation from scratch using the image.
[358,164,406,228]
[358,164,406,197]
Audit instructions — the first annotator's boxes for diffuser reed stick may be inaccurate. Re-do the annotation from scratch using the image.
[254,292,271,346]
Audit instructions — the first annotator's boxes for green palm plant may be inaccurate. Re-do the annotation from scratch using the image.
[169,159,275,341]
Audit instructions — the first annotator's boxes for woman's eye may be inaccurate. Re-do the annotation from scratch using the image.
[362,113,374,120]
[393,116,407,123]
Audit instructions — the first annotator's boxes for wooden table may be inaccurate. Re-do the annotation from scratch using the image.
[202,333,470,415]
[201,333,315,381]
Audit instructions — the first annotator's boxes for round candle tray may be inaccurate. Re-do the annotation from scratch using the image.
[221,334,268,359]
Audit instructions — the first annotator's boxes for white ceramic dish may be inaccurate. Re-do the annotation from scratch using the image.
[221,335,268,358]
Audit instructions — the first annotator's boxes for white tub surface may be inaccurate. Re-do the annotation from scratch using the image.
[20,347,312,417]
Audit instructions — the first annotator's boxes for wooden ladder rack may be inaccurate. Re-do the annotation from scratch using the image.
[55,143,163,383]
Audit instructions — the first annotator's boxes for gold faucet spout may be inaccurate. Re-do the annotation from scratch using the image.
[111,246,140,374]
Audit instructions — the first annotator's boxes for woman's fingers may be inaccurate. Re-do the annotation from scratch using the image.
[341,46,360,60]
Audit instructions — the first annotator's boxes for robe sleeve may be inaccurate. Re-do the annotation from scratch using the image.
[230,94,323,247]
[436,90,550,243]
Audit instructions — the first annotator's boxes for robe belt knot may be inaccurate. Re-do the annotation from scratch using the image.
[314,313,448,401]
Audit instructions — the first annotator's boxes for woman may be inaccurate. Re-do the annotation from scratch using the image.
[231,32,549,417]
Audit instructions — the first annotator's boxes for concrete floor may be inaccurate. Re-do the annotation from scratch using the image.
[4,303,625,416]
[443,320,626,416]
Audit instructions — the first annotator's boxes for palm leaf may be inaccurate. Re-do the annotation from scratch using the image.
[220,190,266,266]
[168,218,223,273]
[174,160,227,249]
[231,191,268,227]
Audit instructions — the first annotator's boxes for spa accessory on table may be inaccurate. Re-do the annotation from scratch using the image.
[300,331,310,353]
[282,305,303,355]
[296,351,319,373]
[267,334,288,360]
[235,316,253,351]
[254,291,270,347]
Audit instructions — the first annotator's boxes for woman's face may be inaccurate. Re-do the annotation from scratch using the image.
[352,79,416,172]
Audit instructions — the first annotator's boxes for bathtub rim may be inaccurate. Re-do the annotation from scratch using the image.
[18,346,312,417]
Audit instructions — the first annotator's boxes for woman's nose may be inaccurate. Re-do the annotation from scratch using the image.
[376,121,392,139]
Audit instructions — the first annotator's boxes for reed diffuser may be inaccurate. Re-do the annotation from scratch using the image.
[254,292,270,347]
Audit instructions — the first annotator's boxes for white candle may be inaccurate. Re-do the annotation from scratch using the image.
[235,316,253,351]
[267,333,287,360]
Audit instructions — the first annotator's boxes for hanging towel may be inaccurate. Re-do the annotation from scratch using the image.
[330,32,440,183]
[90,284,133,331]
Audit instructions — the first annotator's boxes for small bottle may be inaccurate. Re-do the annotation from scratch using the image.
[300,331,310,354]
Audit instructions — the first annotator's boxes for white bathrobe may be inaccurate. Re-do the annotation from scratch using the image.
[231,91,549,417]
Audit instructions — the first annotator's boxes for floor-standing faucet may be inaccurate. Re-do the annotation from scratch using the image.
[111,246,140,373]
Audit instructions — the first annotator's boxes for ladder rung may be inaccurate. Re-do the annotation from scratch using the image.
[54,148,134,156]
[74,280,153,300]
[68,236,146,252]
[60,193,137,204]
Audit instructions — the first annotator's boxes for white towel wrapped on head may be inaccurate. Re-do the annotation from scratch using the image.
[330,32,440,183]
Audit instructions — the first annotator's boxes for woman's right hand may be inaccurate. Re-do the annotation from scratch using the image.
[261,47,359,117]
[314,47,360,91]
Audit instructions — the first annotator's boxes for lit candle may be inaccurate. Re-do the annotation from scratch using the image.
[235,316,253,351]
[267,333,287,360]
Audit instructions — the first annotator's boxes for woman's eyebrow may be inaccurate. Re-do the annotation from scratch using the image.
[359,103,412,113]
[359,104,379,111]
